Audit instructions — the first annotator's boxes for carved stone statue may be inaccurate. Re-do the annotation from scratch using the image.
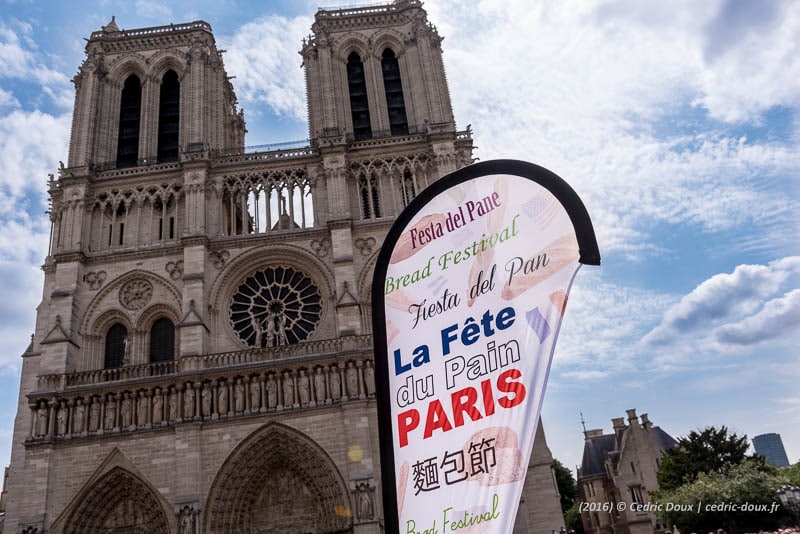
[263,313,276,348]
[169,389,178,421]
[137,391,148,426]
[218,381,228,414]
[122,334,131,366]
[346,361,359,398]
[37,403,48,437]
[105,397,116,430]
[56,402,67,436]
[249,378,260,412]
[179,506,195,534]
[121,394,132,428]
[73,399,85,434]
[251,313,262,348]
[298,370,310,406]
[282,371,294,406]
[314,367,326,404]
[266,374,277,409]
[364,361,376,397]
[329,365,341,400]
[152,391,163,425]
[183,386,195,419]
[89,398,100,432]
[234,379,245,412]
[357,485,374,520]
[202,386,212,417]
[277,313,289,345]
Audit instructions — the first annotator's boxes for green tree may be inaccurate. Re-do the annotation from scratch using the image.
[552,459,584,533]
[783,462,800,485]
[552,459,578,512]
[653,459,791,533]
[564,502,585,534]
[657,426,751,491]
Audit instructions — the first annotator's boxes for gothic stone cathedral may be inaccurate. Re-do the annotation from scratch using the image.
[3,1,565,532]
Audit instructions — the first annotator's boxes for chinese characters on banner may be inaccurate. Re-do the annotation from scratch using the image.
[372,160,600,533]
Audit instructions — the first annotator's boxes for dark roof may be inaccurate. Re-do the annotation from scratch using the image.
[578,425,677,479]
[652,426,678,450]
[579,434,615,477]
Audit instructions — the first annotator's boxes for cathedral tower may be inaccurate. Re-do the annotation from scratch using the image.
[3,2,563,533]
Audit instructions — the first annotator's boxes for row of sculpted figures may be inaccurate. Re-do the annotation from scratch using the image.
[29,358,376,441]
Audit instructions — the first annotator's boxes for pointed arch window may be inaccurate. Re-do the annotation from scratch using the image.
[359,174,381,219]
[105,323,128,369]
[347,52,372,140]
[157,70,180,162]
[400,169,417,206]
[381,48,408,135]
[149,317,175,362]
[117,75,142,168]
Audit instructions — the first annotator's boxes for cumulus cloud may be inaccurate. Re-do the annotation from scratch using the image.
[424,0,800,260]
[0,88,19,109]
[0,21,72,109]
[713,289,800,345]
[697,0,800,123]
[220,14,312,122]
[0,109,70,198]
[643,257,800,346]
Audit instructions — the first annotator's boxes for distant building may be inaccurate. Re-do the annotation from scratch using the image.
[753,433,790,468]
[577,409,677,534]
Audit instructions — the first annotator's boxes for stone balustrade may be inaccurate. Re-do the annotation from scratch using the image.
[36,335,374,390]
[90,21,212,40]
[27,350,376,444]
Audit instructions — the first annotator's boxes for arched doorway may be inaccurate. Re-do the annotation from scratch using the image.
[59,467,170,533]
[205,422,353,533]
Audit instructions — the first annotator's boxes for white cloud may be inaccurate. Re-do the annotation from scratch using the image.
[714,288,800,346]
[0,21,72,109]
[553,271,675,370]
[642,258,800,346]
[559,369,609,382]
[697,0,800,123]
[220,14,312,122]
[424,0,800,260]
[0,252,45,373]
[0,109,70,198]
[0,88,20,109]
[134,0,173,21]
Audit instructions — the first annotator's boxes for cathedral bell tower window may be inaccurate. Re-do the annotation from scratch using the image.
[347,52,372,140]
[381,48,408,136]
[117,75,142,168]
[105,323,128,369]
[229,266,322,348]
[157,70,180,163]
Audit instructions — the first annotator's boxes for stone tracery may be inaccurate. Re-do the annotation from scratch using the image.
[229,266,322,348]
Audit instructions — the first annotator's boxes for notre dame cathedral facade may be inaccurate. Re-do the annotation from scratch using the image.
[2,1,565,532]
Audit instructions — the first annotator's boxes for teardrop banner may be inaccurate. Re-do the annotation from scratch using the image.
[371,159,600,533]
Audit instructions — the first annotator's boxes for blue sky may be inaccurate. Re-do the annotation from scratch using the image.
[1,0,798,476]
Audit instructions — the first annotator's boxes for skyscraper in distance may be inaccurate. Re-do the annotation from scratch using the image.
[753,433,790,468]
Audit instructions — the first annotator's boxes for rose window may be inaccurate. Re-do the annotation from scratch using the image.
[119,279,153,310]
[229,266,322,347]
